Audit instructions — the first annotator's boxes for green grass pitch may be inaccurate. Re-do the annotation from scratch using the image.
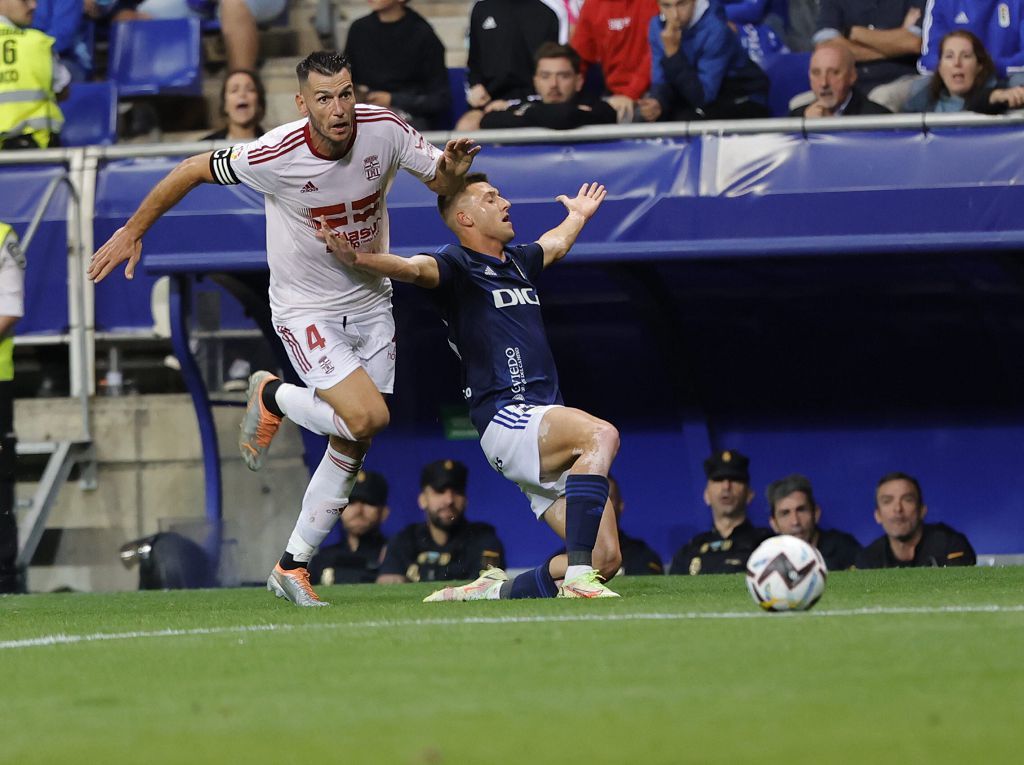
[2,567,1022,765]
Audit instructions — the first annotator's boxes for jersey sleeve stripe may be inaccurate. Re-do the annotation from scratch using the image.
[355,114,412,134]
[210,148,240,185]
[248,127,305,159]
[249,135,305,166]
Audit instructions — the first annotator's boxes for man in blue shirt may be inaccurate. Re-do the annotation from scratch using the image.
[317,175,623,600]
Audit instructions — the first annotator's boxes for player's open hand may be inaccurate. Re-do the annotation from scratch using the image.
[439,137,481,177]
[556,182,607,221]
[316,216,358,267]
[88,226,142,282]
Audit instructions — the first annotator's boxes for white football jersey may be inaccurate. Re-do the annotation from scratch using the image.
[210,106,441,321]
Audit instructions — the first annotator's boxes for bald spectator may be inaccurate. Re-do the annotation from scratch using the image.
[791,41,891,116]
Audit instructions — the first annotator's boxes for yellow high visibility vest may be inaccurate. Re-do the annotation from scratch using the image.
[0,222,15,381]
[0,22,64,149]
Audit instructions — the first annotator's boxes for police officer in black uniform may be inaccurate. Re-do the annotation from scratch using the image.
[670,449,771,575]
[376,459,505,583]
[308,470,391,585]
[856,472,976,568]
[766,473,862,571]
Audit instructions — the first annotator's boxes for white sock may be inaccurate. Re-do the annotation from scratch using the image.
[565,565,592,582]
[284,447,363,562]
[275,383,356,440]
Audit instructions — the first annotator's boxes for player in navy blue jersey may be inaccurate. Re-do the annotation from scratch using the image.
[317,173,622,599]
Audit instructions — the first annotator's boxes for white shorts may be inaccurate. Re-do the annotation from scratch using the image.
[274,310,396,393]
[480,403,566,519]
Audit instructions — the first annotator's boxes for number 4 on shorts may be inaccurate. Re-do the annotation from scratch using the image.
[306,324,326,350]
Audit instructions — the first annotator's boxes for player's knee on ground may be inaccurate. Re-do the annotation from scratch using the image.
[345,401,391,440]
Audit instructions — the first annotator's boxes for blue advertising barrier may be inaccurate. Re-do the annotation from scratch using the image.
[4,126,1024,566]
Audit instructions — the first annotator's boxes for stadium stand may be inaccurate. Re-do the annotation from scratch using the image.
[59,82,119,147]
[107,18,204,97]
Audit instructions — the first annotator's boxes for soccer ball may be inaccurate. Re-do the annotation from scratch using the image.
[745,535,828,612]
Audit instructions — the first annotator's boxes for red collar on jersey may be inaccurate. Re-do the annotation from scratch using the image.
[303,120,357,161]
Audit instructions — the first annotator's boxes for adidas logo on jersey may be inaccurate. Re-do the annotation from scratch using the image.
[300,181,318,193]
[954,11,969,23]
[482,16,497,30]
[484,266,497,276]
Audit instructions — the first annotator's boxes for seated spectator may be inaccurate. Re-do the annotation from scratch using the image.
[790,41,891,116]
[344,0,450,131]
[134,0,286,71]
[308,470,390,585]
[377,459,506,583]
[571,0,661,122]
[918,0,1024,87]
[669,449,772,575]
[608,475,664,575]
[812,0,925,111]
[905,30,1024,113]
[203,68,265,140]
[31,0,92,81]
[855,472,976,568]
[462,0,560,117]
[0,0,70,150]
[461,42,616,130]
[649,0,772,121]
[766,473,861,571]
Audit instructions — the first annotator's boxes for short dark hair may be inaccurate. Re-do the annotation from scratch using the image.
[875,471,924,505]
[766,474,816,517]
[219,69,266,124]
[534,42,582,74]
[928,31,996,104]
[296,51,352,84]
[437,172,489,220]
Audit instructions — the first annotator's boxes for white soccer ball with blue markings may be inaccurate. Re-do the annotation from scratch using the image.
[745,535,827,612]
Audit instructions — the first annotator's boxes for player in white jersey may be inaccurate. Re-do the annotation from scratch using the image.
[89,51,480,607]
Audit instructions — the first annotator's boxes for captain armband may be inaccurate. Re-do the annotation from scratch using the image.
[210,147,241,185]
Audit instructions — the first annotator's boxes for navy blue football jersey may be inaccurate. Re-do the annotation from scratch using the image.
[429,242,563,435]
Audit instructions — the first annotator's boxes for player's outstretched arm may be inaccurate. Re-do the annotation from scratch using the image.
[87,152,216,282]
[538,182,607,268]
[317,217,441,289]
[424,137,481,195]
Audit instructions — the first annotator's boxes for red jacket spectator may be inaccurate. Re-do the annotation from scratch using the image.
[571,0,660,100]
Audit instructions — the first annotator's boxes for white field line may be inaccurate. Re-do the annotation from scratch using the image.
[2,603,1022,651]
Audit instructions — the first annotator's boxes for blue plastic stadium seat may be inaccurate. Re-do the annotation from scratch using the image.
[60,81,119,146]
[445,67,467,129]
[764,52,812,117]
[108,18,203,97]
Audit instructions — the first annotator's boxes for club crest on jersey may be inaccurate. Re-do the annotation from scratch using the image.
[492,287,539,308]
[318,355,335,375]
[999,3,1010,27]
[363,155,381,181]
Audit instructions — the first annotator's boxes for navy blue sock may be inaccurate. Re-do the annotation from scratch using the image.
[501,563,559,599]
[564,474,609,567]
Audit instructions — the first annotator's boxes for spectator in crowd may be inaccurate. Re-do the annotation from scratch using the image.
[539,0,583,42]
[905,30,1024,112]
[649,0,772,121]
[460,0,560,124]
[460,42,617,130]
[134,0,287,71]
[31,0,92,81]
[856,472,976,568]
[918,0,1024,86]
[670,449,771,575]
[0,0,69,149]
[608,475,664,575]
[571,0,662,122]
[787,0,820,51]
[308,470,390,585]
[344,0,450,131]
[376,459,505,583]
[766,473,861,571]
[790,41,891,115]
[203,68,266,140]
[812,0,925,111]
[0,221,24,593]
